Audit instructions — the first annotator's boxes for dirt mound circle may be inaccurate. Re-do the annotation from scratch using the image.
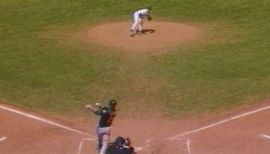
[79,21,202,52]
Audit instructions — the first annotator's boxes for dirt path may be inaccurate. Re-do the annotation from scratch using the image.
[0,107,85,154]
[1,101,270,154]
[5,21,269,153]
[188,109,270,154]
[75,21,202,53]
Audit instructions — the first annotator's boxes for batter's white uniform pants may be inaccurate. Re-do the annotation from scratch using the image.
[131,12,145,32]
[97,126,111,154]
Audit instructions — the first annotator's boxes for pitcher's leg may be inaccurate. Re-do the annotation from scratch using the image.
[138,19,144,34]
[130,14,139,37]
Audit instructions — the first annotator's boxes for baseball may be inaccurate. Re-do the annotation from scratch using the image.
[95,102,101,107]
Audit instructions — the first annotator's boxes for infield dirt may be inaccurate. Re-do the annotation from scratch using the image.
[75,21,202,53]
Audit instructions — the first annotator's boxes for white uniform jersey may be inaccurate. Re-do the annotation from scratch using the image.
[130,8,151,36]
[134,9,150,18]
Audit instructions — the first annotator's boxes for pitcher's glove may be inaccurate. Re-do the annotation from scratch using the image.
[148,16,152,21]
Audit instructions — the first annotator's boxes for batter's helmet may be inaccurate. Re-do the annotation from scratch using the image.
[108,99,117,108]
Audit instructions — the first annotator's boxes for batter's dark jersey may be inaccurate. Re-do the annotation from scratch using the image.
[95,107,116,127]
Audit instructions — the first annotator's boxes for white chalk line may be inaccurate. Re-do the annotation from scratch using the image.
[0,137,7,142]
[167,137,192,154]
[4,104,267,153]
[77,137,97,154]
[169,105,270,140]
[261,134,270,140]
[141,137,191,153]
[186,138,191,154]
[76,137,142,154]
[78,105,270,153]
[0,105,91,137]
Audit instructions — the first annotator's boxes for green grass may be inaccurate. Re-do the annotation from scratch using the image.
[0,0,269,117]
[147,42,270,116]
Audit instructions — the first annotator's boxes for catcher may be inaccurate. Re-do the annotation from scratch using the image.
[106,136,136,154]
[130,7,152,37]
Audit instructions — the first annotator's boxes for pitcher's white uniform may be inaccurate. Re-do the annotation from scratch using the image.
[130,8,151,36]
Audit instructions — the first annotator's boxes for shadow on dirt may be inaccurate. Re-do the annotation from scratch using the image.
[141,29,155,34]
[131,29,155,37]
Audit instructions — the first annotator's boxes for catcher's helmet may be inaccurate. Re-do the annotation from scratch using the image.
[115,136,125,145]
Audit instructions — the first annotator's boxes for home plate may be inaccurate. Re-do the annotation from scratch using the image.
[262,134,270,140]
[0,137,7,142]
[135,146,143,152]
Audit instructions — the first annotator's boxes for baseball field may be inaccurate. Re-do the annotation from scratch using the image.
[1,0,270,153]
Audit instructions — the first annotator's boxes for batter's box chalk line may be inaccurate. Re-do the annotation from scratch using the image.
[77,137,144,154]
[77,137,97,154]
[140,137,191,154]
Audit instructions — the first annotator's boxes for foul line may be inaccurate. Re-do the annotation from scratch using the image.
[0,105,90,137]
[169,105,270,140]
[0,137,7,142]
[262,135,270,140]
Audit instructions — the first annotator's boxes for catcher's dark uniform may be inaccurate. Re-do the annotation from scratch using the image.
[106,136,135,154]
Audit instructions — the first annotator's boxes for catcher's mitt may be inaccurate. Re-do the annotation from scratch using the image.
[148,16,152,21]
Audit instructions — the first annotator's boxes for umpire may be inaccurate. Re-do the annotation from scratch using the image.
[85,99,117,154]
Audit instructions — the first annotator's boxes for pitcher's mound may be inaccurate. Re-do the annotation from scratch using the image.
[80,21,201,52]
